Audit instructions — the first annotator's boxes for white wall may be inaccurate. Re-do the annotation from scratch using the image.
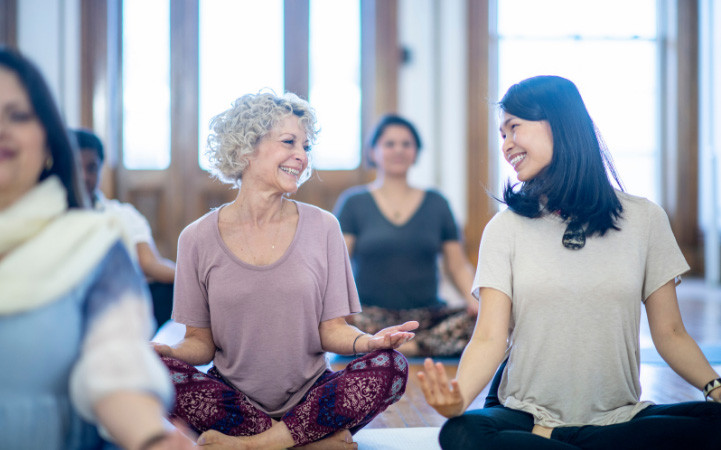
[16,0,81,127]
[398,0,468,225]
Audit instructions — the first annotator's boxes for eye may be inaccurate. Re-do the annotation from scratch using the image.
[8,110,35,122]
[282,139,294,145]
[303,145,311,152]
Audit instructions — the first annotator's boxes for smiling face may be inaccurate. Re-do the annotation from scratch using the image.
[499,112,554,182]
[0,67,48,210]
[370,124,418,177]
[244,114,310,195]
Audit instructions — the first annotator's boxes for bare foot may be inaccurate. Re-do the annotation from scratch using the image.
[296,430,357,450]
[197,429,247,448]
[531,424,553,439]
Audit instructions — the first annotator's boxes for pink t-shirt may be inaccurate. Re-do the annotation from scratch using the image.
[172,201,361,416]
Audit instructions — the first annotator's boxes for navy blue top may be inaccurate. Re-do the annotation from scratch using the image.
[333,186,460,310]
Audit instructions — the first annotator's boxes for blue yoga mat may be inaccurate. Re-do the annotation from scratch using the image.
[640,345,721,365]
[328,353,460,366]
[330,347,721,367]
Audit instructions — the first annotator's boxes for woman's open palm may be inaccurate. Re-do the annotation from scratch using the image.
[416,358,465,418]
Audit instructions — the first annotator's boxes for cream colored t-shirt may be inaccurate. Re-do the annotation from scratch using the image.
[473,191,690,427]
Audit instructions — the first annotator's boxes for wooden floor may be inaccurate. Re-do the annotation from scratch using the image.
[350,277,721,429]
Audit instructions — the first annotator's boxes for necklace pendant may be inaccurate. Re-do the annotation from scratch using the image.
[562,222,586,250]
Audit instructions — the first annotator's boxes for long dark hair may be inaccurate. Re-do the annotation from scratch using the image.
[500,75,623,236]
[0,47,86,209]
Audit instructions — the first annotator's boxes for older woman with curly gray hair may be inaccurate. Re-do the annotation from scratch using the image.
[153,91,418,449]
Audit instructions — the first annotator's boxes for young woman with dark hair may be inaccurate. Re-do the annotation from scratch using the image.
[0,48,86,209]
[418,75,721,449]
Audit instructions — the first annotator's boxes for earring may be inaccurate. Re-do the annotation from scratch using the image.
[45,155,54,171]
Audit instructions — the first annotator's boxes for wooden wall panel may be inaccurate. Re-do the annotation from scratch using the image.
[466,0,491,266]
[668,0,701,273]
[0,0,17,48]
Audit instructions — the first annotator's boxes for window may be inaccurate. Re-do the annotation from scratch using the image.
[308,0,361,170]
[198,0,284,169]
[120,0,363,172]
[495,0,659,203]
[121,0,171,170]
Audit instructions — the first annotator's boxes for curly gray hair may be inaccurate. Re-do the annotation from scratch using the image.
[206,91,318,187]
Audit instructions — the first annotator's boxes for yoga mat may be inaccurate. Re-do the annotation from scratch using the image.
[640,345,721,365]
[328,353,460,366]
[354,427,441,450]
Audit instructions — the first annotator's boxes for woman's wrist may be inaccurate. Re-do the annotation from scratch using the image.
[353,333,369,357]
[711,389,721,403]
[702,377,721,402]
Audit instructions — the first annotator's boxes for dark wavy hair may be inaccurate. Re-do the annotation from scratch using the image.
[0,47,86,209]
[71,128,105,163]
[366,114,423,168]
[500,75,623,236]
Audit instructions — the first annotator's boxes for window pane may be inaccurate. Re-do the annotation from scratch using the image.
[198,0,284,169]
[497,0,656,38]
[309,0,361,170]
[496,1,659,203]
[122,0,171,170]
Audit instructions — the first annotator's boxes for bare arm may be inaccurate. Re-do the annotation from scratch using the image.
[137,242,176,284]
[442,240,479,315]
[153,325,215,366]
[94,392,194,450]
[417,287,511,416]
[645,280,720,400]
[318,316,418,355]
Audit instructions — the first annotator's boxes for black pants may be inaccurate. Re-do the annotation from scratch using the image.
[440,360,721,450]
[148,281,173,331]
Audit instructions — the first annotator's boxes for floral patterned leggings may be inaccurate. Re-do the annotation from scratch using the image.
[160,349,408,446]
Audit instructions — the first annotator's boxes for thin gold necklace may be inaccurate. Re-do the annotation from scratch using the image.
[240,201,286,264]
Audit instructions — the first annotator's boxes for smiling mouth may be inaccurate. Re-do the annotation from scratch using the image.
[509,153,526,170]
[280,166,300,177]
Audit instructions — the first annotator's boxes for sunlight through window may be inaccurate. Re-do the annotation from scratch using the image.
[198,0,284,170]
[122,0,171,170]
[309,0,361,170]
[496,0,659,203]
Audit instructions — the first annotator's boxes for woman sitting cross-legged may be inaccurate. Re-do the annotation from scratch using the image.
[152,91,418,449]
[418,76,721,450]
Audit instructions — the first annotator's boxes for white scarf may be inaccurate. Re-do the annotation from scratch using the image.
[0,177,123,315]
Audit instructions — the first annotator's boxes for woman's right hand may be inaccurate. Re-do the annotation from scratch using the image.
[416,358,465,418]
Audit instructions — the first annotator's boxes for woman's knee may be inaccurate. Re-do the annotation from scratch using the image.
[439,415,486,449]
[348,349,409,401]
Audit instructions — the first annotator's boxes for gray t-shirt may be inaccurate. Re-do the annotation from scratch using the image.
[473,191,689,427]
[334,187,459,309]
[173,201,361,416]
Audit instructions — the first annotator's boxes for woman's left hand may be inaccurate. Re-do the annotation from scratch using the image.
[366,321,419,351]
